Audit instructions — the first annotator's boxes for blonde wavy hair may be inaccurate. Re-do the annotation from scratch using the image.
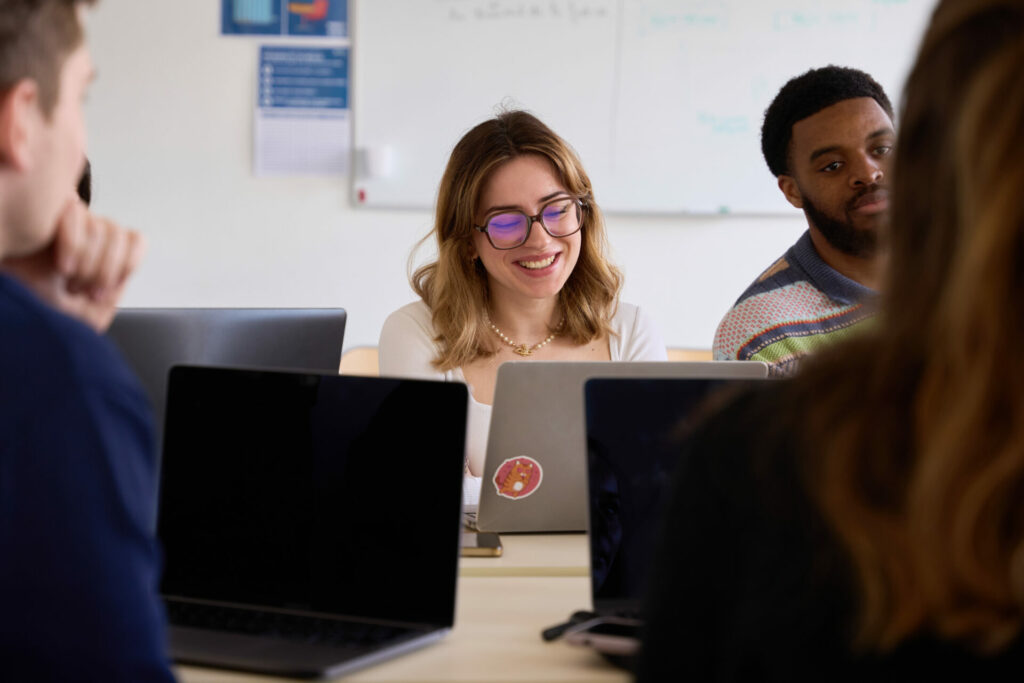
[411,111,623,371]
[794,0,1024,654]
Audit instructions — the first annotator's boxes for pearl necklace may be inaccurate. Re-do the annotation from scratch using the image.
[486,315,564,357]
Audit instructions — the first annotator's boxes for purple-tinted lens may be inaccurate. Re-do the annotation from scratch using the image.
[486,212,529,247]
[541,198,578,236]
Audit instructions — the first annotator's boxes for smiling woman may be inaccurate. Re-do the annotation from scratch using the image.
[378,111,667,478]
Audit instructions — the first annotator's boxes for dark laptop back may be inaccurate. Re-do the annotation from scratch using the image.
[106,308,347,450]
[584,377,761,615]
[158,366,467,678]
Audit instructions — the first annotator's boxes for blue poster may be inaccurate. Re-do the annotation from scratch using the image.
[254,46,351,176]
[222,0,348,37]
[258,47,348,110]
[222,0,281,35]
[287,0,347,37]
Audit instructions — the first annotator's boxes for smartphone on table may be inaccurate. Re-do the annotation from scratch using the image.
[460,531,502,557]
[563,616,642,656]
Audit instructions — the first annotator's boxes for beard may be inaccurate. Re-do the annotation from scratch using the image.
[801,187,881,259]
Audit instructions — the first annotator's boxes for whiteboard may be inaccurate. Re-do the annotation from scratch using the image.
[352,0,935,214]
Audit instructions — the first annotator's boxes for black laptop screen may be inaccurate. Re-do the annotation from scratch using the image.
[158,366,467,627]
[584,378,758,613]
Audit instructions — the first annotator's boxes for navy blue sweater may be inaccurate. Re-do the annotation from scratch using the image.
[0,274,174,681]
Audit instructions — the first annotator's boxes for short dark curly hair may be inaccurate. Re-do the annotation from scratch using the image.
[761,65,894,177]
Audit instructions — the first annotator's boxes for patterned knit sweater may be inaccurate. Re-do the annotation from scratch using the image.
[713,231,876,376]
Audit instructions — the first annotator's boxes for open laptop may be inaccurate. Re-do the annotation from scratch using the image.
[566,377,765,662]
[106,307,347,452]
[472,361,769,533]
[158,366,467,679]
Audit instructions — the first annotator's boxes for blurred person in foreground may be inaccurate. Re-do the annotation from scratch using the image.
[0,0,174,679]
[639,0,1024,679]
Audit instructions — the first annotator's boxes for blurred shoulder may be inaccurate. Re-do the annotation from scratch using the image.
[378,300,446,379]
[0,275,143,403]
[380,300,437,344]
[610,301,667,361]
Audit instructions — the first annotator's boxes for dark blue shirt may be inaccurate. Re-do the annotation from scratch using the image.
[0,274,174,681]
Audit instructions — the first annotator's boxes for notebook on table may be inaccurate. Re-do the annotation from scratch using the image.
[471,361,769,533]
[158,366,467,679]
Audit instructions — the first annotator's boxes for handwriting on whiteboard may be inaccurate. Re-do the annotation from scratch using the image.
[438,0,612,23]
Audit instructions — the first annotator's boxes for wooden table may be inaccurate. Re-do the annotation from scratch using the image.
[459,533,589,577]
[177,576,627,682]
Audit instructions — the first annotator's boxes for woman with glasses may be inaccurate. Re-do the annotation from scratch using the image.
[379,111,666,477]
[638,0,1024,679]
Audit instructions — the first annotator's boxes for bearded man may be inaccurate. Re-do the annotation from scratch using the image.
[713,66,893,375]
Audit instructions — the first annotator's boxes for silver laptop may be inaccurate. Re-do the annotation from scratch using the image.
[106,307,347,450]
[473,361,770,533]
[159,366,467,679]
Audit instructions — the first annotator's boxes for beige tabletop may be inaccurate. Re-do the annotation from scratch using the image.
[459,532,589,577]
[177,576,627,683]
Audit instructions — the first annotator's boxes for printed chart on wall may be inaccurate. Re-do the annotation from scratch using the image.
[254,47,351,176]
[353,0,936,214]
[222,0,348,37]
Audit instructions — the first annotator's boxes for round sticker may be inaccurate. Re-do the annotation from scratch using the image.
[493,456,543,500]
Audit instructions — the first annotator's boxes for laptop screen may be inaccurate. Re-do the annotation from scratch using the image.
[584,378,760,613]
[107,308,347,459]
[158,366,467,627]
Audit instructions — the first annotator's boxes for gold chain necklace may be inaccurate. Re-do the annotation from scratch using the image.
[486,315,564,357]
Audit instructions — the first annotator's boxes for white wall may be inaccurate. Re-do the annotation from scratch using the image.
[84,0,805,351]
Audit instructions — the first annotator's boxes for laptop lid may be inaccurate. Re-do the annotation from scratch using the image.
[106,307,347,451]
[158,366,467,676]
[583,377,762,615]
[477,361,769,533]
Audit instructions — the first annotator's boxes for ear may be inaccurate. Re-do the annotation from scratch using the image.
[0,80,40,172]
[777,174,804,210]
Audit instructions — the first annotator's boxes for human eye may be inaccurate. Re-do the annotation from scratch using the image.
[487,212,525,234]
[819,161,842,173]
[542,198,573,221]
[873,145,893,157]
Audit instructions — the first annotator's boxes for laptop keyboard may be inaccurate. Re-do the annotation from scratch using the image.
[166,601,417,648]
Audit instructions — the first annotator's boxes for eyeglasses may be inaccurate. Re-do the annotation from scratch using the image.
[474,195,585,250]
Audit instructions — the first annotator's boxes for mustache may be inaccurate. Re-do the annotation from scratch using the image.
[847,183,886,211]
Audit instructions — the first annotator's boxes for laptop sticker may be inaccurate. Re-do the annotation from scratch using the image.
[493,456,543,500]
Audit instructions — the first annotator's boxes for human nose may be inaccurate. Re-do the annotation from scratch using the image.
[850,154,884,187]
[522,215,554,247]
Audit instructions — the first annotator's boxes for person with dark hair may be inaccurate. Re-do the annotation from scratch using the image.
[713,65,894,375]
[77,157,91,205]
[0,0,173,679]
[640,0,1024,678]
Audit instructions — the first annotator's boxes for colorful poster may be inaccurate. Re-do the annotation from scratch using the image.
[254,47,351,176]
[222,0,281,35]
[286,0,347,37]
[222,0,347,37]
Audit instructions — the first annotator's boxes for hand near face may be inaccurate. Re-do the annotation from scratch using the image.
[0,196,145,332]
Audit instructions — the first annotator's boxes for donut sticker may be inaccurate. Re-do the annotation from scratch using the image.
[493,456,543,500]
